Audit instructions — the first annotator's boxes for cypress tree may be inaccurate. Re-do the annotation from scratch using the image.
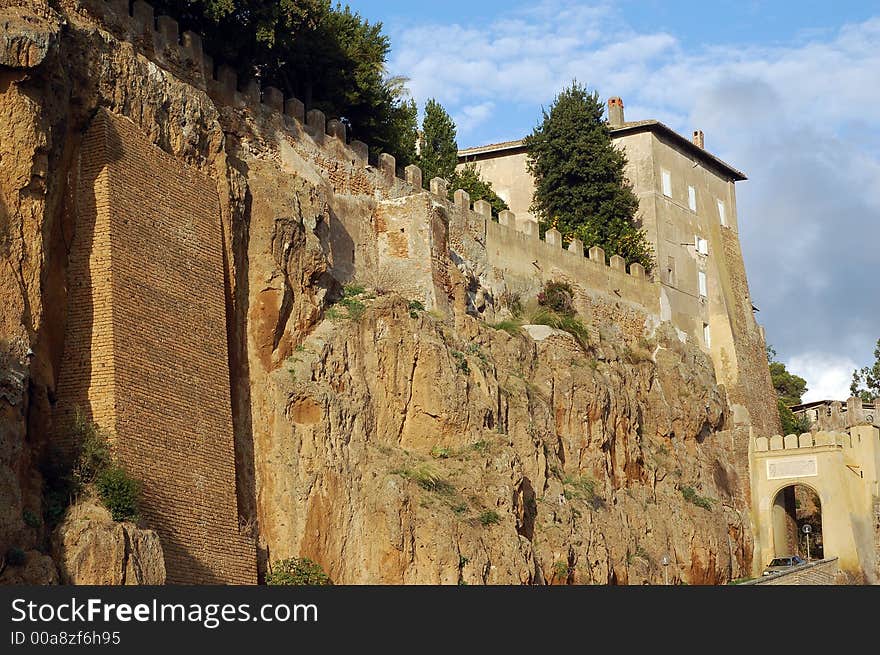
[523,82,653,271]
[417,99,459,182]
[417,100,509,216]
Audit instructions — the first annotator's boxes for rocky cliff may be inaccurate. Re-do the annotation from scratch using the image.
[0,0,753,584]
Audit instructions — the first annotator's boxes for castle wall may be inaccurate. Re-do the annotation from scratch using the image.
[59,0,776,583]
[57,109,256,584]
[483,218,658,336]
[374,194,452,313]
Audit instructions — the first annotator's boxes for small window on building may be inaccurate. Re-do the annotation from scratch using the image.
[703,323,711,348]
[688,185,697,211]
[661,169,672,197]
[695,236,709,255]
[717,199,727,226]
[698,271,708,297]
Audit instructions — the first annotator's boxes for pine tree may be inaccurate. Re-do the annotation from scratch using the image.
[417,99,459,183]
[523,82,653,271]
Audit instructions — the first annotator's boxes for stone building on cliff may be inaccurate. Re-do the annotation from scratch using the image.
[458,97,779,442]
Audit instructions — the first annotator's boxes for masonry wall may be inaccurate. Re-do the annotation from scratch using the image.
[717,231,776,430]
[54,125,117,447]
[59,109,256,584]
[751,429,878,581]
[744,558,840,585]
[374,194,452,313]
[482,217,659,340]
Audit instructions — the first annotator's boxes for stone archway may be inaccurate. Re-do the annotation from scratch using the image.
[770,483,823,561]
[749,427,878,582]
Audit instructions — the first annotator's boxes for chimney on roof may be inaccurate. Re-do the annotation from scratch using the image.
[692,130,704,149]
[607,97,624,127]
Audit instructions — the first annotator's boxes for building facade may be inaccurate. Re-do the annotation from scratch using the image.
[459,98,778,439]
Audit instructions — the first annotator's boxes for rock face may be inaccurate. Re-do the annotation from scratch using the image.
[0,4,60,69]
[0,550,58,584]
[1,1,754,584]
[255,302,748,584]
[51,498,165,585]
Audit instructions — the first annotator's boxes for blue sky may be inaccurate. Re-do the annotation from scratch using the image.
[344,1,880,401]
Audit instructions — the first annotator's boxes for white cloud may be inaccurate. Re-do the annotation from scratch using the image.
[386,3,880,399]
[454,102,496,136]
[788,353,859,402]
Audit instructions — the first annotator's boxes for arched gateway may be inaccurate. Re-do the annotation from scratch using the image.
[749,413,880,582]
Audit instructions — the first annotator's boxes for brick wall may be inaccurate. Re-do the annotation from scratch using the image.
[57,109,256,584]
[744,558,840,585]
[54,126,117,445]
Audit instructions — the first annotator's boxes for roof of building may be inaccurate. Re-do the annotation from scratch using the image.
[458,120,748,182]
[789,399,876,411]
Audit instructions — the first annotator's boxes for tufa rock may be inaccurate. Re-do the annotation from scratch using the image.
[51,498,166,585]
[0,5,61,69]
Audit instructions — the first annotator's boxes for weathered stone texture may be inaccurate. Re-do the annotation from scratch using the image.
[0,4,60,69]
[51,497,165,585]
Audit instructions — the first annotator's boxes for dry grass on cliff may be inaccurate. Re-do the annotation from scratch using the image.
[392,464,455,495]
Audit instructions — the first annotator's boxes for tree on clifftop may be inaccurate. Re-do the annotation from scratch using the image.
[850,338,880,403]
[417,100,508,216]
[149,0,418,165]
[417,99,459,183]
[767,346,810,435]
[523,82,653,272]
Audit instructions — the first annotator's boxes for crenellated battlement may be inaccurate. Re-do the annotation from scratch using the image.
[80,0,370,161]
[78,0,660,328]
[754,432,846,453]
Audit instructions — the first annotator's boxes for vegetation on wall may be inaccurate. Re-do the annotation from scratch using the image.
[523,81,654,272]
[849,338,880,403]
[149,0,419,164]
[537,281,575,316]
[38,411,142,526]
[489,281,590,352]
[767,346,811,435]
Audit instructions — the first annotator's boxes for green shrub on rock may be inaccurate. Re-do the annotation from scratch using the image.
[538,281,575,316]
[266,557,333,586]
[95,465,141,522]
